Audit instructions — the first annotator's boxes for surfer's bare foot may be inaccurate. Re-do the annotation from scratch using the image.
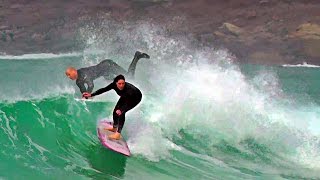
[104,127,116,132]
[108,132,121,140]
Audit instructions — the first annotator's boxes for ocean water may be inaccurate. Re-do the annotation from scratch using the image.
[1,52,319,180]
[1,20,320,180]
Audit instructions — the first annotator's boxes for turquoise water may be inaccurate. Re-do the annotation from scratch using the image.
[0,53,320,179]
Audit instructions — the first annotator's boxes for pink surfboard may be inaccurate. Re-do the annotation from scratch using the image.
[97,119,131,156]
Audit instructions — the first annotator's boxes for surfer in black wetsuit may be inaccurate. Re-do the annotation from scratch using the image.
[83,74,142,140]
[65,51,149,95]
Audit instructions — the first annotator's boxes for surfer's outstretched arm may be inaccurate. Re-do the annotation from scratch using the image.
[90,82,114,97]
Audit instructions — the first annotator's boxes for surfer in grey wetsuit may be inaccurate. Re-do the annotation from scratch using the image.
[65,51,149,95]
[83,74,142,140]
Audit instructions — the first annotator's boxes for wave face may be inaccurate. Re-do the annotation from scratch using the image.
[1,19,320,179]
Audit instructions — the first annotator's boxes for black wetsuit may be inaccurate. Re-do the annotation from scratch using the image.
[91,82,142,133]
[76,52,145,93]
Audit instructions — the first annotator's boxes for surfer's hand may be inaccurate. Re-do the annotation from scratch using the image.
[116,110,122,116]
[82,92,91,98]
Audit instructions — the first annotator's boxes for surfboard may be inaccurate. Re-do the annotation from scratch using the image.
[74,97,94,102]
[97,119,131,156]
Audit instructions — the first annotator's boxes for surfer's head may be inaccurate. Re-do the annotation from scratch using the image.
[65,67,78,80]
[114,74,125,90]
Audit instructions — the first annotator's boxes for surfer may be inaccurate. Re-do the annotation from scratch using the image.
[83,74,142,140]
[65,51,149,96]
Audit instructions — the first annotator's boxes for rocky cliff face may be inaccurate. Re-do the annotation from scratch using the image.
[1,0,319,65]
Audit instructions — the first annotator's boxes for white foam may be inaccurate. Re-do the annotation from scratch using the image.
[0,52,82,60]
[282,62,320,68]
[139,58,320,168]
[74,18,320,170]
[127,123,177,162]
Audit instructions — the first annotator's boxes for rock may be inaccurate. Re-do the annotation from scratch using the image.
[214,31,226,37]
[302,39,320,58]
[0,0,319,66]
[259,0,269,5]
[0,26,9,30]
[246,10,257,19]
[290,23,320,40]
[272,15,279,21]
[31,33,44,41]
[220,22,244,37]
[248,51,285,64]
[290,23,320,58]
[10,4,24,9]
